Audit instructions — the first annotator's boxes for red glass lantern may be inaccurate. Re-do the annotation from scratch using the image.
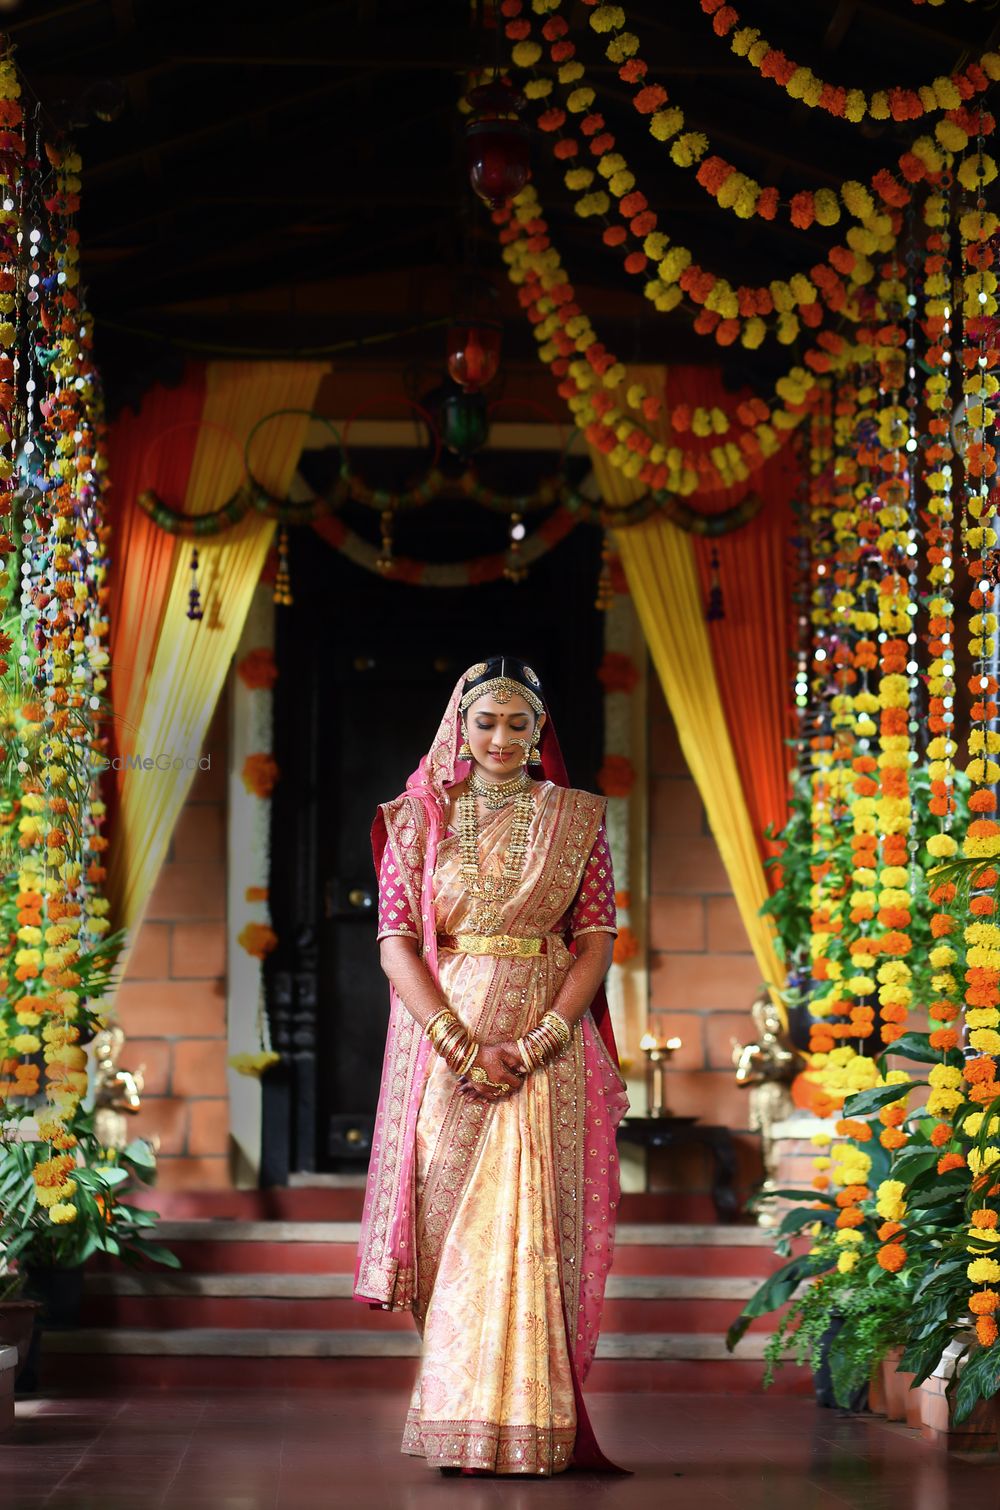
[465,79,531,209]
[445,320,502,391]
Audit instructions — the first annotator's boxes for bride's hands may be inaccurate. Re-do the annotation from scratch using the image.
[457,1041,527,1101]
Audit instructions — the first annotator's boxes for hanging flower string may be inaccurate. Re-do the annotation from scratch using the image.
[503,0,905,349]
[495,183,820,495]
[698,0,1000,125]
[571,1,978,238]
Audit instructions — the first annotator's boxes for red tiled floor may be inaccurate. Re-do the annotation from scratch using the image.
[1,1391,997,1509]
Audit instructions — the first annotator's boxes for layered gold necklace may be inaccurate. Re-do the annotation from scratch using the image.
[457,769,534,935]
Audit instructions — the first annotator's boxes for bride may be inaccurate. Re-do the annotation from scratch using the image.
[354,656,629,1476]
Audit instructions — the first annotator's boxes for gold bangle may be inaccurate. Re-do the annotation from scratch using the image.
[425,1007,456,1043]
[541,1010,571,1046]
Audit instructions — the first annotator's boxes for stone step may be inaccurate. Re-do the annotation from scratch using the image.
[150,1220,776,1246]
[44,1327,784,1362]
[84,1271,764,1301]
[81,1297,773,1336]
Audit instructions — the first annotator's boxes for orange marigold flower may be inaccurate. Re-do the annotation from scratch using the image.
[969,1289,1000,1314]
[976,1315,999,1347]
[930,1123,953,1147]
[836,1185,870,1206]
[879,1105,906,1127]
[880,1127,907,1150]
[836,1208,865,1229]
[876,1244,907,1273]
[938,1152,966,1174]
[835,1119,872,1142]
[877,1221,903,1242]
[972,1210,999,1229]
[964,1057,998,1084]
[929,1028,959,1051]
[812,1175,830,1190]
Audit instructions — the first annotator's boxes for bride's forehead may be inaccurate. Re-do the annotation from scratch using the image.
[466,694,534,717]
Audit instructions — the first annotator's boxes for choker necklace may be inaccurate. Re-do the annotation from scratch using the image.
[468,766,531,811]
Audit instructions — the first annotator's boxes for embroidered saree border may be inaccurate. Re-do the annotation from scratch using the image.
[402,1409,575,1475]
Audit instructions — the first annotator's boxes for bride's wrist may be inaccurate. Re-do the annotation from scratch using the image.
[424,1008,478,1076]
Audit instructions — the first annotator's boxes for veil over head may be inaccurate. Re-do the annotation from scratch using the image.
[403,659,569,806]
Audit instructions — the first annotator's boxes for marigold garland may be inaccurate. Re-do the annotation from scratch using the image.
[495,184,819,495]
[566,0,981,246]
[504,0,905,348]
[956,116,1000,1341]
[698,0,1000,125]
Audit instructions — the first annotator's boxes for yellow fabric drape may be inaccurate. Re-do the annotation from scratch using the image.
[106,361,327,960]
[589,447,786,997]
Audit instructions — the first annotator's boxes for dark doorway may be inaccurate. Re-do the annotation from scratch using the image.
[262,482,605,1182]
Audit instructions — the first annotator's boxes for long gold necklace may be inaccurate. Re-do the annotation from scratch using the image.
[457,779,534,935]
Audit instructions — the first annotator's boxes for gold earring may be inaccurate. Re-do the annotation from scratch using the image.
[459,724,472,759]
[529,730,542,765]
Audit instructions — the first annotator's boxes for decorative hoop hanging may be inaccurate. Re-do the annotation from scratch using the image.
[243,408,344,507]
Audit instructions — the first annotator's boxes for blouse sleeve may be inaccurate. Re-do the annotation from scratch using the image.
[376,841,418,943]
[567,820,618,939]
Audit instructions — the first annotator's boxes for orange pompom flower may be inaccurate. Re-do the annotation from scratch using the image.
[976,1315,999,1347]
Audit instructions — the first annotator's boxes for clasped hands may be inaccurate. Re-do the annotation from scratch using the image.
[457,1040,527,1102]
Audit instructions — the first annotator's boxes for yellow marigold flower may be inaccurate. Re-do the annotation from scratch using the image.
[968,1147,1000,1176]
[511,41,542,68]
[968,1257,1000,1284]
[566,87,595,114]
[49,1202,77,1225]
[928,1065,963,1090]
[838,1250,860,1274]
[228,1051,281,1079]
[649,107,684,142]
[927,833,958,858]
[835,1229,864,1247]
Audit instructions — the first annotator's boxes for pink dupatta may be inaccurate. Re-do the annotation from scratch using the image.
[355,670,628,1472]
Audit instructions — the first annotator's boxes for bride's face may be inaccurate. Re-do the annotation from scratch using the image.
[464,692,546,776]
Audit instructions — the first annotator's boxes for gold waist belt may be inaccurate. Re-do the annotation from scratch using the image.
[438,932,550,958]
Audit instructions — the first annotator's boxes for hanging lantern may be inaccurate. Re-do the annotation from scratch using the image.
[465,78,531,209]
[440,387,489,460]
[445,319,502,391]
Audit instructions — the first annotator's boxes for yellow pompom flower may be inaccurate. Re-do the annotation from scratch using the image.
[968,1257,1000,1284]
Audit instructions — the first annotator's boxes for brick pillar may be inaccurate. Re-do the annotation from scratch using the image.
[646,679,765,1205]
[113,689,231,1190]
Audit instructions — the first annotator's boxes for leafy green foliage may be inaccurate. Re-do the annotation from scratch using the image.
[0,1114,179,1274]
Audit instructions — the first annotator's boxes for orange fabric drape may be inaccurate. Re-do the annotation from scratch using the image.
[105,367,208,774]
[672,365,799,862]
